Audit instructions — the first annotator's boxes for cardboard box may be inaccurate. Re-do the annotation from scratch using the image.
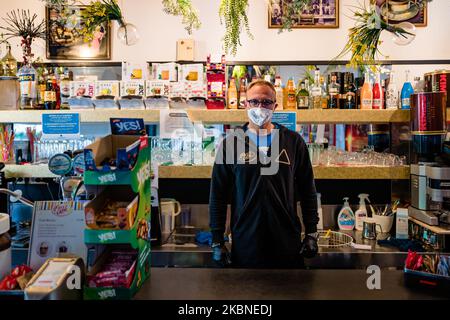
[145,80,170,97]
[95,81,120,99]
[120,81,145,98]
[0,78,19,110]
[70,81,95,98]
[85,187,139,230]
[177,39,195,61]
[122,61,149,81]
[84,135,142,173]
[155,63,178,82]
[179,64,204,83]
[86,248,137,288]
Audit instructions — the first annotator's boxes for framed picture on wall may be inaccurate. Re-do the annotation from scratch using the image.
[375,0,427,27]
[46,5,111,60]
[268,0,339,29]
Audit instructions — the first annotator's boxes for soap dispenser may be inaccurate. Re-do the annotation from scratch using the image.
[337,197,355,230]
[355,194,370,231]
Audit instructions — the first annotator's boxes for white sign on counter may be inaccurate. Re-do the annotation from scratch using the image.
[159,109,194,139]
[28,201,87,272]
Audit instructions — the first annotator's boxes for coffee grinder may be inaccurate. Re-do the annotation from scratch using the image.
[408,91,450,251]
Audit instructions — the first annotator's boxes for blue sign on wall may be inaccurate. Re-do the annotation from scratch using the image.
[272,112,297,132]
[42,113,80,139]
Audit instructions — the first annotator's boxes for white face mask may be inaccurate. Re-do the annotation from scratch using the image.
[247,107,273,127]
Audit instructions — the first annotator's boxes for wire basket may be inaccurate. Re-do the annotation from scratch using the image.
[317,230,353,248]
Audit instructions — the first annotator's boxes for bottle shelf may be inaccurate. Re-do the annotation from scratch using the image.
[4,164,410,180]
[0,108,411,124]
[0,109,160,124]
[187,109,410,124]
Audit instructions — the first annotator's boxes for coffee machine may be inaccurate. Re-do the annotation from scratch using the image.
[408,91,450,251]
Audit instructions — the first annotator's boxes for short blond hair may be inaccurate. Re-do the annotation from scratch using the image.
[247,79,276,97]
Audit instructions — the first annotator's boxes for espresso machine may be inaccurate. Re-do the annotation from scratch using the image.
[408,91,450,251]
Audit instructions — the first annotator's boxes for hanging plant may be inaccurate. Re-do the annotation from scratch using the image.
[81,0,139,46]
[219,0,253,56]
[274,0,312,33]
[0,9,46,64]
[162,0,201,35]
[334,2,415,67]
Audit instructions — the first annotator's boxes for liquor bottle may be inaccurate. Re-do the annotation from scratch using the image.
[238,78,247,109]
[400,70,414,110]
[274,75,284,110]
[1,44,17,77]
[53,76,61,110]
[381,79,387,109]
[385,71,399,109]
[339,74,355,109]
[227,77,238,109]
[310,70,322,109]
[286,78,297,110]
[372,72,383,109]
[413,76,424,92]
[328,74,340,109]
[17,62,38,109]
[360,72,373,110]
[296,81,309,109]
[44,74,57,110]
[343,72,354,95]
[342,93,356,109]
[320,76,328,109]
[264,74,271,83]
[60,67,71,110]
[354,77,364,109]
[37,67,47,109]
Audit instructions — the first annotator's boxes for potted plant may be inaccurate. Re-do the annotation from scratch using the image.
[81,0,139,46]
[0,9,45,65]
[335,2,416,67]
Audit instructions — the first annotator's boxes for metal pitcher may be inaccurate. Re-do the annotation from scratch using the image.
[362,218,383,240]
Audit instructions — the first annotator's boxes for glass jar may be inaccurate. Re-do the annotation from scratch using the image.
[1,44,18,77]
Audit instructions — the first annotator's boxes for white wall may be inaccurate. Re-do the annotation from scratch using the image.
[1,0,449,63]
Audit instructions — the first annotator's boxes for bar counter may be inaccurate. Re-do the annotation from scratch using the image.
[152,231,412,269]
[135,268,446,300]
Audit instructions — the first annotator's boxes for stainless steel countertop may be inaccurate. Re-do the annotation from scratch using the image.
[151,231,413,268]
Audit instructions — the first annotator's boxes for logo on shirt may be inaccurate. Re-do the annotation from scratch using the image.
[239,151,257,163]
[275,149,291,165]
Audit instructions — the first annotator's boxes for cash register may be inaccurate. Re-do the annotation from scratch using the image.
[408,91,450,251]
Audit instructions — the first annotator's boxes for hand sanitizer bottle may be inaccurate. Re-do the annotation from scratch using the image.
[337,197,355,231]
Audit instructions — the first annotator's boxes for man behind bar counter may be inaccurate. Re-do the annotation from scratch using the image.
[209,80,319,268]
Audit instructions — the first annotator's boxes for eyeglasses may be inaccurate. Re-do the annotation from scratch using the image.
[246,99,275,108]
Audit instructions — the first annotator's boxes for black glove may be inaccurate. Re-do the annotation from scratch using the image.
[212,243,231,267]
[300,234,318,258]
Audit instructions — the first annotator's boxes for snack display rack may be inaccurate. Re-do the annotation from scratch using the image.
[205,55,226,109]
[82,134,152,300]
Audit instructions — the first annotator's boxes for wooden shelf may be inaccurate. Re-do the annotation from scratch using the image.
[0,109,409,124]
[3,164,57,179]
[187,109,410,124]
[159,166,410,180]
[409,217,450,235]
[4,164,410,180]
[159,165,410,180]
[0,109,160,124]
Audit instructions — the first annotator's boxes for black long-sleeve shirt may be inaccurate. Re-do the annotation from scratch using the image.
[209,123,319,268]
